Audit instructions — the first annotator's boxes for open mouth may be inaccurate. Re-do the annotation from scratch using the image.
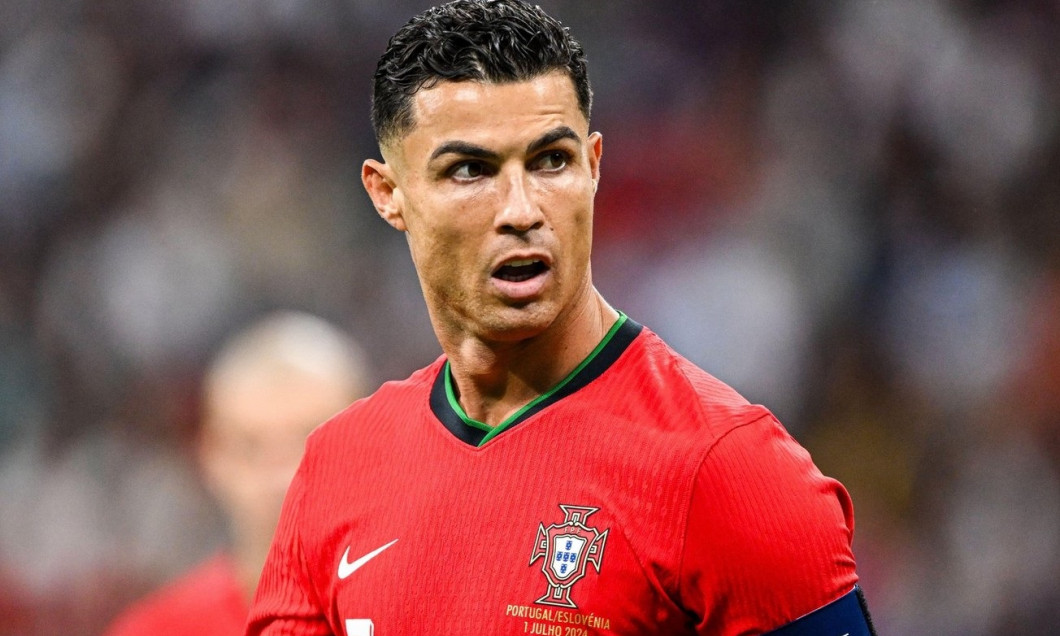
[493,259,548,283]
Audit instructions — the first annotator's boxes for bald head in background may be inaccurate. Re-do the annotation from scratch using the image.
[199,311,370,598]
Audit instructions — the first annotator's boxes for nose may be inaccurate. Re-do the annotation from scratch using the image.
[495,169,544,233]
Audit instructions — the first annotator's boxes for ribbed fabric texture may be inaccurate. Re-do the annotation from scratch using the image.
[248,328,858,635]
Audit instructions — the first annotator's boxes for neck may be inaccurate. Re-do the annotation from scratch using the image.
[441,290,618,427]
[230,530,271,602]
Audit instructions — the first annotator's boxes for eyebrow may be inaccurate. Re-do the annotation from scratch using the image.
[429,141,500,163]
[526,126,581,154]
[428,126,582,163]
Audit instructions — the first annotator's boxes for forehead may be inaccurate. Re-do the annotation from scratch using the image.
[397,71,587,157]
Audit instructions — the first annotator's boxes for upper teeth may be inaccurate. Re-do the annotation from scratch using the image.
[507,259,537,267]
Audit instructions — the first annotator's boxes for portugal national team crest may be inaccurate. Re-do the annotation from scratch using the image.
[528,504,609,608]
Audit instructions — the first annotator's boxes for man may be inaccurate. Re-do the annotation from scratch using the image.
[248,2,876,634]
[106,312,369,636]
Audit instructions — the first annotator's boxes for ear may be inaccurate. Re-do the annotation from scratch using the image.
[362,158,407,232]
[587,131,603,191]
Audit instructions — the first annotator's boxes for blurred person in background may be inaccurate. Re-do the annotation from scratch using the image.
[248,2,874,634]
[104,311,370,636]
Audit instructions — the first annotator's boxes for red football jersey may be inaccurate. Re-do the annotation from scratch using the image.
[107,554,249,636]
[247,317,858,635]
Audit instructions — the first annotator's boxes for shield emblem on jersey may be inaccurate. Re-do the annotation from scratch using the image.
[529,504,609,608]
[550,533,587,580]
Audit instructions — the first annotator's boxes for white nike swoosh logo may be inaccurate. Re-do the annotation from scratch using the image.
[338,539,398,580]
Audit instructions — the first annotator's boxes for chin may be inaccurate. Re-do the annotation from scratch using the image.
[482,304,557,342]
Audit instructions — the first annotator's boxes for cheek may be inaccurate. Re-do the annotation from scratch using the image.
[557,197,596,277]
[408,222,459,269]
[545,183,594,238]
[407,196,485,259]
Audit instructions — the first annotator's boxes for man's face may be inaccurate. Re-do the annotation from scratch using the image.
[200,368,348,549]
[366,71,602,344]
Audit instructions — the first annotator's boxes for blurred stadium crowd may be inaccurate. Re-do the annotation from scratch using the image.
[1,0,1059,634]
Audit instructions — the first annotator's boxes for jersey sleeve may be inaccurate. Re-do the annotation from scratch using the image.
[245,463,333,636]
[678,413,859,635]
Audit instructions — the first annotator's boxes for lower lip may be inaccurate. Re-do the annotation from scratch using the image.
[491,269,551,302]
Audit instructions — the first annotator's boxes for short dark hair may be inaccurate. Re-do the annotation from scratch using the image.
[371,0,592,148]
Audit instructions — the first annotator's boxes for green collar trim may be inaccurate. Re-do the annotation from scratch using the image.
[444,312,630,446]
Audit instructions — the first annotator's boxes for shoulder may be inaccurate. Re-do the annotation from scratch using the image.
[306,356,443,451]
[104,555,246,636]
[618,325,770,441]
[287,357,443,496]
[622,327,849,532]
[679,412,859,633]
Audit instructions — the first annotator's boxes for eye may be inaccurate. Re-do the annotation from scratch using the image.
[449,161,492,180]
[531,150,570,172]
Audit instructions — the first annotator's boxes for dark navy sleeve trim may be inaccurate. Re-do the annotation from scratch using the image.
[763,586,877,636]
